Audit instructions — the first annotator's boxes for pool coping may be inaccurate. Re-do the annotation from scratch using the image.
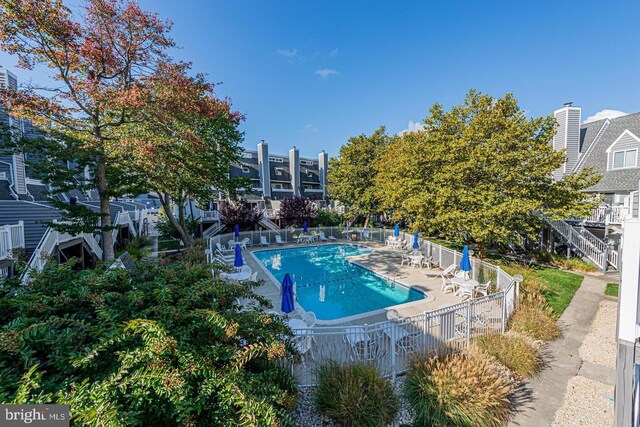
[249,242,435,326]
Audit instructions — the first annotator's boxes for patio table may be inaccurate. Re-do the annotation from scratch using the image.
[288,319,307,330]
[225,271,251,281]
[408,254,424,268]
[451,277,479,296]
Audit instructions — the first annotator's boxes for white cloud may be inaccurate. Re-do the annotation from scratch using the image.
[276,48,298,58]
[583,109,628,124]
[399,120,425,135]
[315,68,339,79]
[303,124,319,133]
[328,48,339,57]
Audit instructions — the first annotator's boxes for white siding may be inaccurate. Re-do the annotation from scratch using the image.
[552,109,568,180]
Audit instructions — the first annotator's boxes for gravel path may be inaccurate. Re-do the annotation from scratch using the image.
[578,300,617,369]
[551,376,614,427]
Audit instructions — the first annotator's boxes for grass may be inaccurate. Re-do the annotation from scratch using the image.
[474,333,542,378]
[499,263,583,317]
[315,362,398,427]
[508,303,561,342]
[404,352,512,427]
[158,238,181,251]
[605,282,619,297]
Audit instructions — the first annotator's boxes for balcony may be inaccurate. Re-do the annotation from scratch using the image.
[583,205,631,225]
[0,221,25,260]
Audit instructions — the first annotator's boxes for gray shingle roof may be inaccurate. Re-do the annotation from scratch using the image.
[576,112,640,192]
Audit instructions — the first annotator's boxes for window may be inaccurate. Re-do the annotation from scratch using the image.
[241,166,250,173]
[612,149,637,169]
[272,183,283,189]
[0,172,6,180]
[301,160,313,166]
[269,157,283,163]
[306,169,314,177]
[274,168,283,176]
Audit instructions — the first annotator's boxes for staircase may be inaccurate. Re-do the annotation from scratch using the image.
[259,216,279,231]
[203,222,225,238]
[536,212,618,271]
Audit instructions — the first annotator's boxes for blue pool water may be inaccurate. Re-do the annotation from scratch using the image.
[253,244,426,320]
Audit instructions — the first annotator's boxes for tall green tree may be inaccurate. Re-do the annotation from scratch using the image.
[375,90,600,257]
[327,127,391,227]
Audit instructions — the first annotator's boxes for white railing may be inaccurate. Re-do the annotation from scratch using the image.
[22,224,104,284]
[259,216,280,231]
[203,222,225,238]
[0,221,25,260]
[207,226,520,385]
[263,208,278,219]
[138,208,148,235]
[584,205,632,225]
[201,210,220,221]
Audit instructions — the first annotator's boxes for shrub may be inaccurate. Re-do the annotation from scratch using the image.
[404,352,512,427]
[474,334,541,378]
[532,251,598,273]
[0,258,296,426]
[508,303,561,342]
[218,200,263,230]
[280,197,317,228]
[314,209,343,227]
[315,362,398,427]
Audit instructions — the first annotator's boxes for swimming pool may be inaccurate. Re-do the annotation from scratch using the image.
[252,244,426,320]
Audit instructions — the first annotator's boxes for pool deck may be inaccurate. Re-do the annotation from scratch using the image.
[241,240,464,327]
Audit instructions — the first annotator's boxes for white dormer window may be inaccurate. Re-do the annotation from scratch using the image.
[612,149,637,169]
[301,160,313,166]
[242,166,250,173]
[269,157,284,163]
[0,172,6,180]
[306,169,313,177]
[275,168,283,176]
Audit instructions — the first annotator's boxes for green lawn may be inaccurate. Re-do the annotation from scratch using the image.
[605,282,619,297]
[158,238,181,251]
[534,268,584,315]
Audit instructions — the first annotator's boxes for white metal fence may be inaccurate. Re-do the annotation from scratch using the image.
[208,226,519,386]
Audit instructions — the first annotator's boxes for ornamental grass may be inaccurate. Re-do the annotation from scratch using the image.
[404,352,512,427]
[474,333,542,378]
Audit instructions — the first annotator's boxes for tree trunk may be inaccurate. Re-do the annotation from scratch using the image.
[96,155,115,261]
[158,193,192,247]
[478,241,486,259]
[364,215,370,229]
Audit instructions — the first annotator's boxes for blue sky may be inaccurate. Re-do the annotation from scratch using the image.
[1,1,639,157]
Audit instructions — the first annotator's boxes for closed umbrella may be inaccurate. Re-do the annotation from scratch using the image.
[303,221,308,233]
[394,224,400,237]
[234,243,243,268]
[234,224,240,239]
[281,273,295,313]
[460,246,472,278]
[413,232,420,250]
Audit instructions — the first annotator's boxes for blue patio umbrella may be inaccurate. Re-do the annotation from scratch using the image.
[234,243,243,268]
[234,224,240,238]
[394,224,400,237]
[281,273,295,313]
[413,232,420,249]
[303,221,308,233]
[460,246,472,273]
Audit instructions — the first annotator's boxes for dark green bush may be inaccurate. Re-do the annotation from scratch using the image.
[315,362,398,427]
[0,256,296,426]
[404,352,511,427]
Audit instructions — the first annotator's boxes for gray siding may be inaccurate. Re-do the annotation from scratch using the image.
[565,108,581,173]
[552,109,567,180]
[608,131,640,170]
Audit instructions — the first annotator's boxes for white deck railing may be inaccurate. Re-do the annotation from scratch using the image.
[584,205,631,225]
[0,221,25,260]
[207,226,519,386]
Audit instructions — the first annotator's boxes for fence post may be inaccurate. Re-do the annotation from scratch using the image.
[391,322,397,381]
[501,291,507,333]
[466,299,472,348]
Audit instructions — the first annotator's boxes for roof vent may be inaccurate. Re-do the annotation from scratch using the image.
[563,102,573,108]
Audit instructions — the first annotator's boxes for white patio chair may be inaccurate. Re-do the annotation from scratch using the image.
[400,253,411,266]
[294,332,314,366]
[328,234,337,241]
[259,236,270,246]
[457,283,474,300]
[319,232,329,242]
[227,240,236,250]
[240,265,252,274]
[302,311,316,328]
[216,242,233,254]
[344,327,380,362]
[383,311,422,354]
[275,234,285,245]
[421,256,434,269]
[410,255,423,269]
[241,237,252,248]
[441,276,457,294]
[474,281,491,298]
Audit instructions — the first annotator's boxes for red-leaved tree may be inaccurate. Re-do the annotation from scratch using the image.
[0,0,175,260]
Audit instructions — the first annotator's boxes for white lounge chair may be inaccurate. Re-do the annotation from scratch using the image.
[259,236,270,246]
[302,311,316,328]
[241,237,251,248]
[275,234,285,245]
[241,272,258,282]
[424,263,457,278]
[318,232,329,242]
[328,234,337,241]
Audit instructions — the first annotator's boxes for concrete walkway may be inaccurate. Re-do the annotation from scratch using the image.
[509,273,616,427]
